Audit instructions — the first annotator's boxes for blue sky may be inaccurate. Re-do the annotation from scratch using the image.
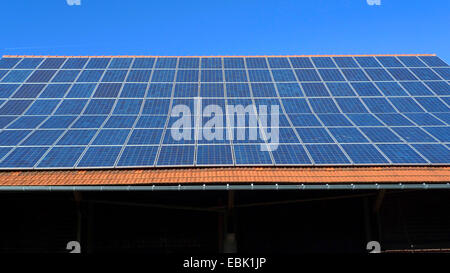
[1,0,449,62]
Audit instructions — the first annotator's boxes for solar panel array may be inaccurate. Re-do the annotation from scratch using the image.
[0,55,449,169]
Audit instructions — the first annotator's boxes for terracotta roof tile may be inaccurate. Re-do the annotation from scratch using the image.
[0,166,448,186]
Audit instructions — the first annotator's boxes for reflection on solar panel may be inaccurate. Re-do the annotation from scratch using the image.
[0,55,448,169]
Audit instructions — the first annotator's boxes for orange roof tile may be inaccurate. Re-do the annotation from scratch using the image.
[0,167,448,186]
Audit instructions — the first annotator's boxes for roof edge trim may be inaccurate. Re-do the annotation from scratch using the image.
[1,54,437,58]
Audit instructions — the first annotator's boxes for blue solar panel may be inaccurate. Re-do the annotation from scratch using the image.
[21,130,64,146]
[72,116,107,128]
[375,114,414,126]
[0,147,48,168]
[128,129,163,145]
[132,58,155,68]
[351,82,382,96]
[176,70,199,82]
[121,83,147,98]
[289,114,321,126]
[251,83,277,97]
[290,57,314,68]
[39,58,66,69]
[302,83,329,97]
[12,84,45,98]
[364,69,394,81]
[363,98,396,113]
[117,146,158,167]
[268,57,291,68]
[2,70,32,82]
[412,144,450,163]
[109,58,133,69]
[135,116,167,128]
[248,70,272,82]
[40,116,76,128]
[196,145,233,165]
[405,113,444,126]
[233,144,272,165]
[113,99,143,115]
[282,98,311,113]
[0,100,32,115]
[77,70,104,82]
[155,58,177,68]
[296,128,334,143]
[0,130,32,145]
[424,81,450,95]
[392,127,437,142]
[306,144,349,164]
[151,70,175,82]
[0,55,449,169]
[376,56,403,68]
[92,129,130,145]
[336,98,367,113]
[66,84,96,98]
[326,82,356,96]
[309,98,340,113]
[40,84,71,98]
[423,127,450,142]
[52,70,81,82]
[57,130,97,145]
[202,58,222,69]
[295,69,321,82]
[226,83,251,97]
[272,70,296,82]
[7,116,46,129]
[77,146,121,167]
[341,69,369,81]
[37,147,85,168]
[270,144,311,164]
[355,57,382,68]
[0,58,21,68]
[341,144,388,164]
[400,81,433,95]
[328,127,368,143]
[375,82,408,96]
[318,69,345,81]
[85,58,110,69]
[311,57,336,68]
[201,70,223,82]
[156,145,195,166]
[360,127,402,142]
[84,99,115,115]
[377,144,427,163]
[342,144,388,164]
[103,116,137,128]
[101,70,127,82]
[63,58,88,69]
[318,114,353,126]
[433,68,450,80]
[127,70,152,82]
[246,57,268,69]
[147,83,172,98]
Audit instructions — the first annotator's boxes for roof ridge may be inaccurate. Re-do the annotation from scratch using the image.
[1,54,437,58]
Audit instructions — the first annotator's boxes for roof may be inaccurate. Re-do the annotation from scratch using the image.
[0,166,448,187]
[0,54,449,189]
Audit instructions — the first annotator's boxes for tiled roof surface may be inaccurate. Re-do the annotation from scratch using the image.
[0,167,448,186]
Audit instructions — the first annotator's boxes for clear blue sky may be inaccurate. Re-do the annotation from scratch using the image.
[1,0,449,62]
